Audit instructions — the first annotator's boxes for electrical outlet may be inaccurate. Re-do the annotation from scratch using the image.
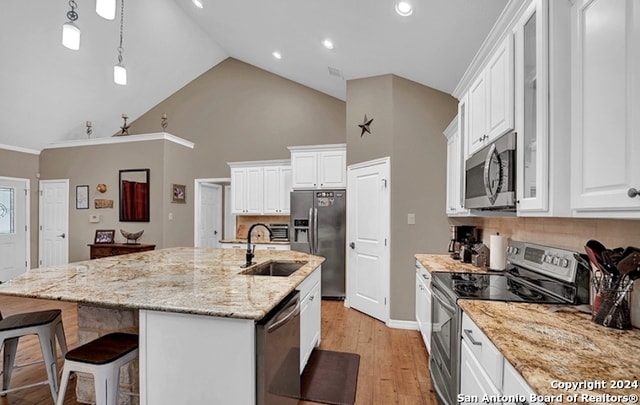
[89,215,100,223]
[168,212,174,220]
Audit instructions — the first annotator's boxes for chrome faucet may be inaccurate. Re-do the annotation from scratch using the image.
[243,223,273,268]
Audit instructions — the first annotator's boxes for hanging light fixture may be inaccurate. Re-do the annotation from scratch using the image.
[113,0,127,85]
[62,0,80,50]
[96,0,116,20]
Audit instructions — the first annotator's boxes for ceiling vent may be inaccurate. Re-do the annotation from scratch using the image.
[327,66,344,80]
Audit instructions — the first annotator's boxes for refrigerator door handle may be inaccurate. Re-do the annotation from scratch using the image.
[308,207,315,254]
[313,208,319,255]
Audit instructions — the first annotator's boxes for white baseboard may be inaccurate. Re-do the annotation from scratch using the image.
[386,319,418,330]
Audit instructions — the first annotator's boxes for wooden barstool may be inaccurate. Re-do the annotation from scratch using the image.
[0,309,68,402]
[56,332,138,405]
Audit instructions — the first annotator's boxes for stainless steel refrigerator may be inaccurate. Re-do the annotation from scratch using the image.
[290,190,346,299]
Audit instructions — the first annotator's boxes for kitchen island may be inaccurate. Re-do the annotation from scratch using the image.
[0,247,325,405]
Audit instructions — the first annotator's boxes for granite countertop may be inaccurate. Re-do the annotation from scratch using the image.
[219,239,291,245]
[0,247,323,321]
[415,253,490,273]
[418,253,640,401]
[459,300,640,400]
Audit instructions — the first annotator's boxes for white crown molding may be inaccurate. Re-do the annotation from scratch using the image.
[287,143,346,152]
[0,143,41,155]
[228,159,291,168]
[452,0,529,99]
[41,132,195,151]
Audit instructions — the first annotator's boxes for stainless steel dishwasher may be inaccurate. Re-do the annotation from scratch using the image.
[256,290,300,405]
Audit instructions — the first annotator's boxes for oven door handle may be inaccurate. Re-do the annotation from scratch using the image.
[431,283,457,314]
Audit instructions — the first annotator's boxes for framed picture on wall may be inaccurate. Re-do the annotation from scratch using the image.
[94,229,115,244]
[172,184,186,204]
[76,185,89,209]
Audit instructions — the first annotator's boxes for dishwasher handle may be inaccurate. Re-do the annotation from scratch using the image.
[267,298,300,333]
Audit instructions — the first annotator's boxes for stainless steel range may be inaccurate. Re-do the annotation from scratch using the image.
[429,240,591,405]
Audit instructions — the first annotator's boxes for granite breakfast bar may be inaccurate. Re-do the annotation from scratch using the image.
[0,247,325,405]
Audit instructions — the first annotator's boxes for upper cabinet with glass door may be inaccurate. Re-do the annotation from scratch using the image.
[515,0,572,216]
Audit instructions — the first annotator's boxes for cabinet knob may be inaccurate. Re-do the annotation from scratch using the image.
[349,242,355,249]
[628,188,640,198]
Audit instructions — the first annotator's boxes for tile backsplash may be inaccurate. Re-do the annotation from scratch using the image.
[450,216,640,328]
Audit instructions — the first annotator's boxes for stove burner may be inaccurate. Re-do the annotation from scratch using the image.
[453,282,484,297]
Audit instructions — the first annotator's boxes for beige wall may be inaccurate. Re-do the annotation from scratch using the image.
[162,141,196,248]
[129,58,347,179]
[0,148,40,265]
[39,139,194,261]
[346,74,458,321]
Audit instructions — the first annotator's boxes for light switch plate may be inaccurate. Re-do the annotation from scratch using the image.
[89,214,100,223]
[407,213,415,225]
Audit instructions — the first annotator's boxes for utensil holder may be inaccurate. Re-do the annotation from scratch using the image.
[592,282,633,330]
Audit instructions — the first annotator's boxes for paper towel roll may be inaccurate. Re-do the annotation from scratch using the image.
[490,234,507,271]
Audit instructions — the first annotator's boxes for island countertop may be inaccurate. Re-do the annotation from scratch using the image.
[0,247,324,320]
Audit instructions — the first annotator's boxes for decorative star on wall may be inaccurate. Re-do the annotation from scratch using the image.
[358,114,374,137]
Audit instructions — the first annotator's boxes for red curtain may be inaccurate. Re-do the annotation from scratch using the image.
[122,180,148,220]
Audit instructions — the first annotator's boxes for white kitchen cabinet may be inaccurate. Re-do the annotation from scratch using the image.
[461,313,504,391]
[297,266,321,372]
[503,360,537,404]
[414,261,431,352]
[466,35,515,157]
[230,166,263,214]
[289,144,346,189]
[570,0,640,217]
[263,165,291,214]
[460,339,502,403]
[445,113,470,216]
[229,160,291,215]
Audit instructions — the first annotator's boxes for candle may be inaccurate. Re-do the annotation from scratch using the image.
[86,121,92,126]
[161,113,167,119]
[122,113,128,119]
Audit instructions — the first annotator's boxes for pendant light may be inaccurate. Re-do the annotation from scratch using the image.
[113,0,127,85]
[96,0,116,20]
[62,0,80,50]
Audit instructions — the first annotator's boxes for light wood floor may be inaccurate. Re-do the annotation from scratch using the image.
[0,296,436,405]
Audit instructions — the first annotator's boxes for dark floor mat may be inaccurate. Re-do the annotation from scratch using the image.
[300,349,360,405]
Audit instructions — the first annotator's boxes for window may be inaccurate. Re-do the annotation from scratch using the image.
[0,187,15,234]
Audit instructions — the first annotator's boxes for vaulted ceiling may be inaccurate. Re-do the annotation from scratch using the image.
[0,0,507,151]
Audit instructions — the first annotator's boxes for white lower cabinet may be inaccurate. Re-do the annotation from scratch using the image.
[460,339,502,404]
[503,360,537,404]
[460,312,539,404]
[298,266,321,373]
[415,261,431,352]
[460,312,504,403]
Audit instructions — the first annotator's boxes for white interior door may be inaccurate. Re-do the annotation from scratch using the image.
[347,157,390,323]
[39,179,69,267]
[224,185,236,239]
[0,177,29,281]
[197,183,222,248]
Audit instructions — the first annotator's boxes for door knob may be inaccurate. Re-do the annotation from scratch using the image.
[349,242,355,249]
[628,188,640,198]
[57,233,66,238]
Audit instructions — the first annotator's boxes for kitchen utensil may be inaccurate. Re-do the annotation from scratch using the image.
[617,249,640,273]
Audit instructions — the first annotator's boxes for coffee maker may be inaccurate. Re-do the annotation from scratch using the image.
[448,225,477,261]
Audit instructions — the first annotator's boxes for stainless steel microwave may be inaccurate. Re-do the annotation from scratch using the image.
[464,133,516,210]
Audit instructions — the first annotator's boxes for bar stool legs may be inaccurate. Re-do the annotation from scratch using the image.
[0,309,68,402]
[56,333,139,405]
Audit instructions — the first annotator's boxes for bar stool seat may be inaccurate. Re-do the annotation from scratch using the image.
[56,333,138,405]
[0,309,68,402]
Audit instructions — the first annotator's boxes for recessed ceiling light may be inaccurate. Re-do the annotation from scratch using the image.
[272,51,282,60]
[322,39,335,50]
[192,0,203,9]
[395,1,413,16]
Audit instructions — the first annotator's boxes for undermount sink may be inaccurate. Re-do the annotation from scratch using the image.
[240,261,307,277]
